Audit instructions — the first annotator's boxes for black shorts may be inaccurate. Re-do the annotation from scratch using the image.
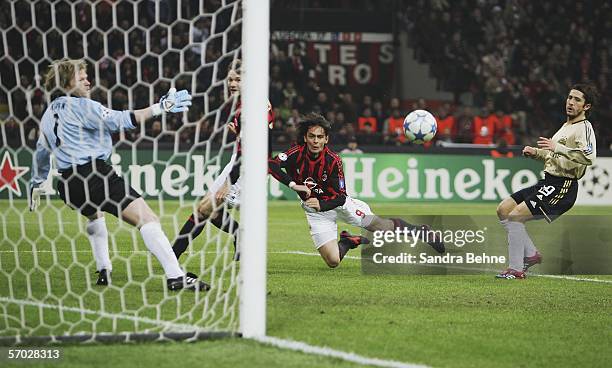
[511,173,578,223]
[57,160,141,217]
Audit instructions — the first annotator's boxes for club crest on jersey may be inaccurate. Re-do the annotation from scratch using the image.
[558,137,567,145]
[322,172,327,181]
[278,153,288,161]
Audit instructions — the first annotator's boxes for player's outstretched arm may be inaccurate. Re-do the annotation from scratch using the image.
[133,88,192,125]
[522,145,549,162]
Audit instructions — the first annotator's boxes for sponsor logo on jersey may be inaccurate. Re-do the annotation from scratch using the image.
[304,177,318,189]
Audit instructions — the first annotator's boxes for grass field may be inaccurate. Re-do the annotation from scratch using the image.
[1,200,611,367]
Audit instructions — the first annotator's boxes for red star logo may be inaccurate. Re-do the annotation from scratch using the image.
[0,151,29,196]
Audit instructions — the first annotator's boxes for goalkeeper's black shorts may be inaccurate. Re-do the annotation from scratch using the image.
[510,173,578,223]
[57,159,141,217]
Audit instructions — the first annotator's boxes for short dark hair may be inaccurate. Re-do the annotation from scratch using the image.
[298,113,332,142]
[571,83,599,116]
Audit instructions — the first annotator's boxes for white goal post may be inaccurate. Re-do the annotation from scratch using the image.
[239,0,270,338]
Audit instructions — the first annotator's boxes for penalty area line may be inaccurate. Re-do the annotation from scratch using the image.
[252,335,429,368]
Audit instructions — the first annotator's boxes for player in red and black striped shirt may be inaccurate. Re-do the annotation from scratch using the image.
[269,113,445,268]
[172,59,273,261]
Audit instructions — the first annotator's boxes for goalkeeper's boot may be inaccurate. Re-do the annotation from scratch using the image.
[495,268,526,279]
[167,272,211,291]
[523,251,542,272]
[419,224,445,254]
[96,269,111,286]
[340,231,370,249]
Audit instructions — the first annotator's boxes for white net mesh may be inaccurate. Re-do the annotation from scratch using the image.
[0,0,243,343]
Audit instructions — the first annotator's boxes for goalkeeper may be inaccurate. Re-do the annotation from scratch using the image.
[29,58,209,291]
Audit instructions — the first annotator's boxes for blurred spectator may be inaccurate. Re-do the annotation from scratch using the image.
[435,103,455,143]
[495,109,515,145]
[383,108,406,145]
[357,107,378,132]
[341,136,363,154]
[490,139,514,158]
[473,107,496,145]
[356,122,383,145]
[454,106,474,143]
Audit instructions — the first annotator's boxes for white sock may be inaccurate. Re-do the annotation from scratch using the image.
[501,220,526,271]
[523,231,538,258]
[86,217,112,271]
[140,222,184,279]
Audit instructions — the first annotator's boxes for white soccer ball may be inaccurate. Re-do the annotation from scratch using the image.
[403,109,437,144]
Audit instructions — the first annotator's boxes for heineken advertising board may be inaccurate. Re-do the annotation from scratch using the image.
[1,149,610,205]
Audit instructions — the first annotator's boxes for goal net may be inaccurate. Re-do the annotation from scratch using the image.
[0,0,266,344]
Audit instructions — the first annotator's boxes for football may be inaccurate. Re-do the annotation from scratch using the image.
[403,109,438,144]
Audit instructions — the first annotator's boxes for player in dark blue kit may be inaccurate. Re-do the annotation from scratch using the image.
[269,113,444,268]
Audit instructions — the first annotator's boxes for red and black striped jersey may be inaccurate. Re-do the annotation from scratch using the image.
[269,144,347,211]
[227,100,275,183]
[232,100,275,132]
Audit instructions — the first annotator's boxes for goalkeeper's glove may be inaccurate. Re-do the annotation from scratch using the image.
[151,88,192,115]
[29,187,44,212]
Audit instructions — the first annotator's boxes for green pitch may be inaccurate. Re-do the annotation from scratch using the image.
[1,201,611,368]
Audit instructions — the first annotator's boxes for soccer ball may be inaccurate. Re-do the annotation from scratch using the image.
[403,109,437,144]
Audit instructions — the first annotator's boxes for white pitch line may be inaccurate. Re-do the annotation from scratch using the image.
[530,274,612,284]
[273,250,612,284]
[2,249,611,284]
[252,335,429,368]
[0,297,202,332]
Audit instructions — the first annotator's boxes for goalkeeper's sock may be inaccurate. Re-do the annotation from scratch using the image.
[390,218,418,232]
[140,222,184,279]
[173,214,206,259]
[86,217,112,272]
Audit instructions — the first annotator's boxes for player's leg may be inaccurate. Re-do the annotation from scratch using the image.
[84,212,112,285]
[340,198,445,253]
[120,198,210,291]
[314,231,363,268]
[496,190,538,279]
[307,210,352,268]
[317,239,341,268]
[172,192,213,259]
[173,165,240,259]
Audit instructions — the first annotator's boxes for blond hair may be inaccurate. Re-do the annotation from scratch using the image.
[43,58,87,91]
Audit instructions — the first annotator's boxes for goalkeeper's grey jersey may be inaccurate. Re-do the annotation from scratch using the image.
[30,96,135,188]
[533,119,596,179]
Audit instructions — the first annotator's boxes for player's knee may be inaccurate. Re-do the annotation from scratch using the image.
[496,201,512,220]
[506,208,527,223]
[325,256,340,268]
[141,212,159,225]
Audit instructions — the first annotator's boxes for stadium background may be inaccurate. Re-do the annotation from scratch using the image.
[1,1,611,368]
[1,0,611,204]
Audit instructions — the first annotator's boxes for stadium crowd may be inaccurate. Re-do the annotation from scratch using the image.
[1,0,610,151]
